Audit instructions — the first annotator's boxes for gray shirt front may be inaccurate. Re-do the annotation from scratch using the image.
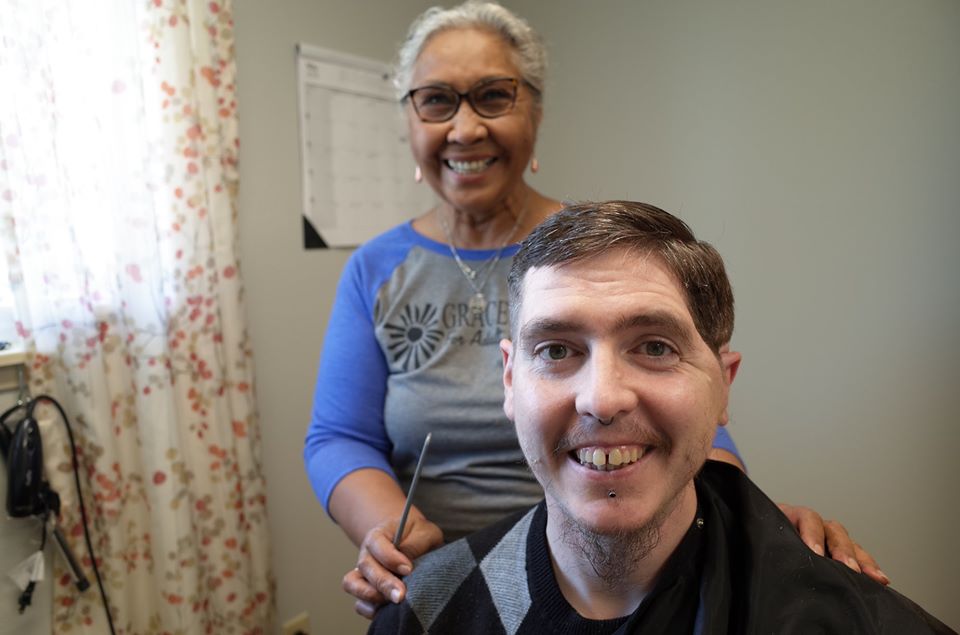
[376,241,541,540]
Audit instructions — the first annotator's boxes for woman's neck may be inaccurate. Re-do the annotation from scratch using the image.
[419,188,561,250]
[441,201,524,250]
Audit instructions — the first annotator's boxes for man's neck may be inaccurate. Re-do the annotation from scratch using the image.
[544,485,698,620]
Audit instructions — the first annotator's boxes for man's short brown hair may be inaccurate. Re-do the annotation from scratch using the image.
[508,200,734,352]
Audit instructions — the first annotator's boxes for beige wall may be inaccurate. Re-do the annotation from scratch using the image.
[233,1,434,632]
[235,1,960,632]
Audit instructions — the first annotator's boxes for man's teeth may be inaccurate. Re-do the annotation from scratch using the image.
[576,446,644,471]
[446,159,493,174]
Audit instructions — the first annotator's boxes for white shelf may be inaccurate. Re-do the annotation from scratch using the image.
[0,345,26,394]
[0,345,26,369]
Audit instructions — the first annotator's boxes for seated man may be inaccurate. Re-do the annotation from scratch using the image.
[369,201,954,634]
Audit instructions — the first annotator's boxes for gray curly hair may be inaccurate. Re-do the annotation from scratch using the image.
[392,1,547,104]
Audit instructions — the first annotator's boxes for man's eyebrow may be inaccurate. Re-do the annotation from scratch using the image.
[518,311,696,347]
[517,318,584,347]
[615,311,694,348]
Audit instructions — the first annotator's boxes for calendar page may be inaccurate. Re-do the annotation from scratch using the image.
[297,44,435,248]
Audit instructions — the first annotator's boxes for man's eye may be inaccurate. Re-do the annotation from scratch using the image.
[642,341,674,357]
[537,344,569,361]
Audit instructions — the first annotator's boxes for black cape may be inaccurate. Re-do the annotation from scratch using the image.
[371,461,955,634]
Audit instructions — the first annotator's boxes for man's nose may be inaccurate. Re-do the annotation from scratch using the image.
[446,101,489,145]
[575,350,639,424]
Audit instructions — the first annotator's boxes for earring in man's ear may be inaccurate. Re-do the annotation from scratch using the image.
[414,165,423,183]
[530,157,539,174]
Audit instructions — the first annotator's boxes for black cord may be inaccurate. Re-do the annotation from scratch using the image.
[0,401,27,428]
[0,402,24,456]
[17,581,36,614]
[15,514,48,614]
[30,395,117,635]
[2,402,34,613]
[39,511,48,551]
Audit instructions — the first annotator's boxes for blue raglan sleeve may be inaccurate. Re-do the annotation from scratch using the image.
[711,427,742,463]
[304,245,398,516]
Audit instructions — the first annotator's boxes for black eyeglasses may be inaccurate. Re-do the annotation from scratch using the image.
[403,77,537,123]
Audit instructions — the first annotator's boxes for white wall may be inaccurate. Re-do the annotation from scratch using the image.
[233,1,434,633]
[236,1,960,632]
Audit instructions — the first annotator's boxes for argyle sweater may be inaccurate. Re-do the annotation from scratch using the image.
[369,461,955,635]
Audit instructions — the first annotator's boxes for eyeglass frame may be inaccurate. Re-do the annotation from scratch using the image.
[402,77,541,123]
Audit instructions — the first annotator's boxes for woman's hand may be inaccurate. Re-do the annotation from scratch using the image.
[778,502,890,586]
[342,510,444,619]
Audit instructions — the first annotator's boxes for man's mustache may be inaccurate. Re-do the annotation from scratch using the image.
[552,419,671,456]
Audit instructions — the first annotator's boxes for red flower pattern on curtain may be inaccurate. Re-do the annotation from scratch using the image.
[0,1,274,632]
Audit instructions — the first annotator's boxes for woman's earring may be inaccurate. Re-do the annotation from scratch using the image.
[414,165,423,183]
[530,157,539,174]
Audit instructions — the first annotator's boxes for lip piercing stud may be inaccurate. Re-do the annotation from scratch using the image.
[607,490,617,498]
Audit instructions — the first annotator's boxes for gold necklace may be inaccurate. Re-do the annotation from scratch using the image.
[438,205,527,318]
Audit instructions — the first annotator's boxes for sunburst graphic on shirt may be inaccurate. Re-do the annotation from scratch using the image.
[384,303,444,371]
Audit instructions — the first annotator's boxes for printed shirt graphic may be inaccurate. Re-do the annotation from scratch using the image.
[305,222,740,540]
[382,302,445,372]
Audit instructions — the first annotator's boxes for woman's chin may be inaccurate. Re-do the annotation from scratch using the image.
[438,176,526,215]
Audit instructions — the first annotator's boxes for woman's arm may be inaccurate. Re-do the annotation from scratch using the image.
[306,244,445,617]
[333,469,443,618]
[329,468,409,547]
[304,244,398,518]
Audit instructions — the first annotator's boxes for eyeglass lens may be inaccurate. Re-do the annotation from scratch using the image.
[410,78,518,122]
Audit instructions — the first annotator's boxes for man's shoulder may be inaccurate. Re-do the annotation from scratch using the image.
[369,505,541,635]
[698,461,955,634]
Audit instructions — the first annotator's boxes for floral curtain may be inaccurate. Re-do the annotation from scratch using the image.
[0,1,273,633]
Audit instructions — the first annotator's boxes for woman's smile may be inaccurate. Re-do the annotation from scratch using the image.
[406,27,540,219]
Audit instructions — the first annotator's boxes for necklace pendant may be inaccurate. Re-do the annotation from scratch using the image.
[469,292,486,317]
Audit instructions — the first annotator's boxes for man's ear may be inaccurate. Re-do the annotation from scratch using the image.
[721,350,741,386]
[718,349,742,426]
[500,338,515,421]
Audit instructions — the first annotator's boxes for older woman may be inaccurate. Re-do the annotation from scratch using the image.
[304,0,883,618]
